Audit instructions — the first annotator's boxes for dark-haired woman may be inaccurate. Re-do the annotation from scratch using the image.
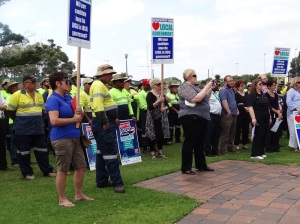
[248,79,271,160]
[234,80,249,151]
[265,79,282,153]
[45,72,93,207]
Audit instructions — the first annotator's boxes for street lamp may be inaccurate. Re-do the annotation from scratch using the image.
[236,63,239,76]
[124,54,128,77]
[263,53,266,74]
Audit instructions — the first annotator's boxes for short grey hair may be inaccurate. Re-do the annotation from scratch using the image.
[150,78,161,88]
[183,69,195,81]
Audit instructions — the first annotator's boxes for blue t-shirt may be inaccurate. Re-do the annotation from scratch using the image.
[219,86,237,116]
[45,92,80,140]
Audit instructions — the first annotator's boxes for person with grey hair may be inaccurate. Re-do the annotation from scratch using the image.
[286,77,300,152]
[145,78,170,159]
[179,69,215,175]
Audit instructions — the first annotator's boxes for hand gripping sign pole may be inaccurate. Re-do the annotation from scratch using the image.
[76,47,81,128]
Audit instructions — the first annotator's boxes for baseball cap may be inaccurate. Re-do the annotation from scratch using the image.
[22,75,37,82]
[141,79,150,85]
[94,64,117,77]
[41,78,49,83]
[82,77,94,85]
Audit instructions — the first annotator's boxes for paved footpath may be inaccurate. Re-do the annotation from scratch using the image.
[135,160,300,224]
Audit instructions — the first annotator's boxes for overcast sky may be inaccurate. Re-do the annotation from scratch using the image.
[1,0,300,81]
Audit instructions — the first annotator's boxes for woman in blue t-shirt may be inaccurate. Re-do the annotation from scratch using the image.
[45,72,93,207]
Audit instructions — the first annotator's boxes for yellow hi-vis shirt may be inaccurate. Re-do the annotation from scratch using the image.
[6,88,44,135]
[90,80,117,119]
[109,87,133,120]
[70,84,84,98]
[80,90,92,113]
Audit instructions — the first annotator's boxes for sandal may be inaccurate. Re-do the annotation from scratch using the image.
[294,148,300,152]
[242,145,248,149]
[158,153,168,158]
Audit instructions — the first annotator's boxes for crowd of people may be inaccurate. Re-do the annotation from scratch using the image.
[0,66,299,205]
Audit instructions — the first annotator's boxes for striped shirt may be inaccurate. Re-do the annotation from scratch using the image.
[178,82,210,120]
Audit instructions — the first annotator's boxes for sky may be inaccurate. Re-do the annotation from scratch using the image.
[1,0,300,81]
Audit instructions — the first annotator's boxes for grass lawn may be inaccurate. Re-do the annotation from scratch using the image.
[1,132,299,224]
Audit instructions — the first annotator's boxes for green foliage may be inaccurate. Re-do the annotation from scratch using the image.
[0,39,75,77]
[164,77,182,85]
[0,22,26,47]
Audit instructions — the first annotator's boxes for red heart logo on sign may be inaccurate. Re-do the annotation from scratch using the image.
[295,116,300,123]
[275,50,280,56]
[152,22,159,30]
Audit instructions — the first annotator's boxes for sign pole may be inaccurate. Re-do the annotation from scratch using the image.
[161,64,164,107]
[76,47,81,128]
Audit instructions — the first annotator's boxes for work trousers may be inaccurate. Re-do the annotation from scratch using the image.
[92,118,123,187]
[219,116,237,153]
[0,119,7,170]
[181,116,208,172]
[15,134,53,176]
[205,114,222,155]
[168,112,181,142]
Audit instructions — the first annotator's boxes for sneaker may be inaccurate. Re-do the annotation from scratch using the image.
[114,185,125,193]
[25,175,35,180]
[151,155,156,160]
[250,156,264,160]
[48,172,57,177]
[158,154,168,158]
[261,155,267,158]
[164,141,172,145]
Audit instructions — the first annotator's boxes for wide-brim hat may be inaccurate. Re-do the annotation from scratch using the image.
[71,71,85,79]
[82,77,94,85]
[170,82,180,86]
[111,74,127,82]
[246,82,252,87]
[7,81,19,89]
[1,78,10,87]
[41,78,49,83]
[94,64,117,77]
[125,78,132,82]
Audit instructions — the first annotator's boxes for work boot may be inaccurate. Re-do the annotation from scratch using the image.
[114,185,125,193]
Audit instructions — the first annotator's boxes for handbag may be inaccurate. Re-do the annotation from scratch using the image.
[80,134,92,148]
[151,109,162,121]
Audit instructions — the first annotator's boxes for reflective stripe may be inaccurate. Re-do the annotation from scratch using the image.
[175,125,181,128]
[32,147,48,152]
[116,102,128,106]
[85,109,93,112]
[103,155,118,160]
[16,112,42,116]
[114,96,127,102]
[7,103,17,110]
[170,126,175,129]
[104,105,117,111]
[18,103,44,108]
[17,150,30,155]
[92,93,110,99]
[96,150,101,154]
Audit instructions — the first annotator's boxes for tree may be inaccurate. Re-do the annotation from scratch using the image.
[0,0,10,6]
[0,39,75,77]
[0,22,26,47]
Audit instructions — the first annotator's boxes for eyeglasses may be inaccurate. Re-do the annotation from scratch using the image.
[61,79,72,85]
[192,75,197,78]
[156,83,161,86]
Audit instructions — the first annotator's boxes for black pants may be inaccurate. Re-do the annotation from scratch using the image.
[205,114,222,155]
[168,112,181,142]
[266,117,281,151]
[251,117,268,157]
[139,109,150,148]
[0,119,7,170]
[181,116,208,172]
[234,112,250,145]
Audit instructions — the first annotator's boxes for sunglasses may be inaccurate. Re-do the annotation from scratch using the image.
[192,75,197,78]
[61,79,72,85]
[156,83,161,86]
[297,82,300,84]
